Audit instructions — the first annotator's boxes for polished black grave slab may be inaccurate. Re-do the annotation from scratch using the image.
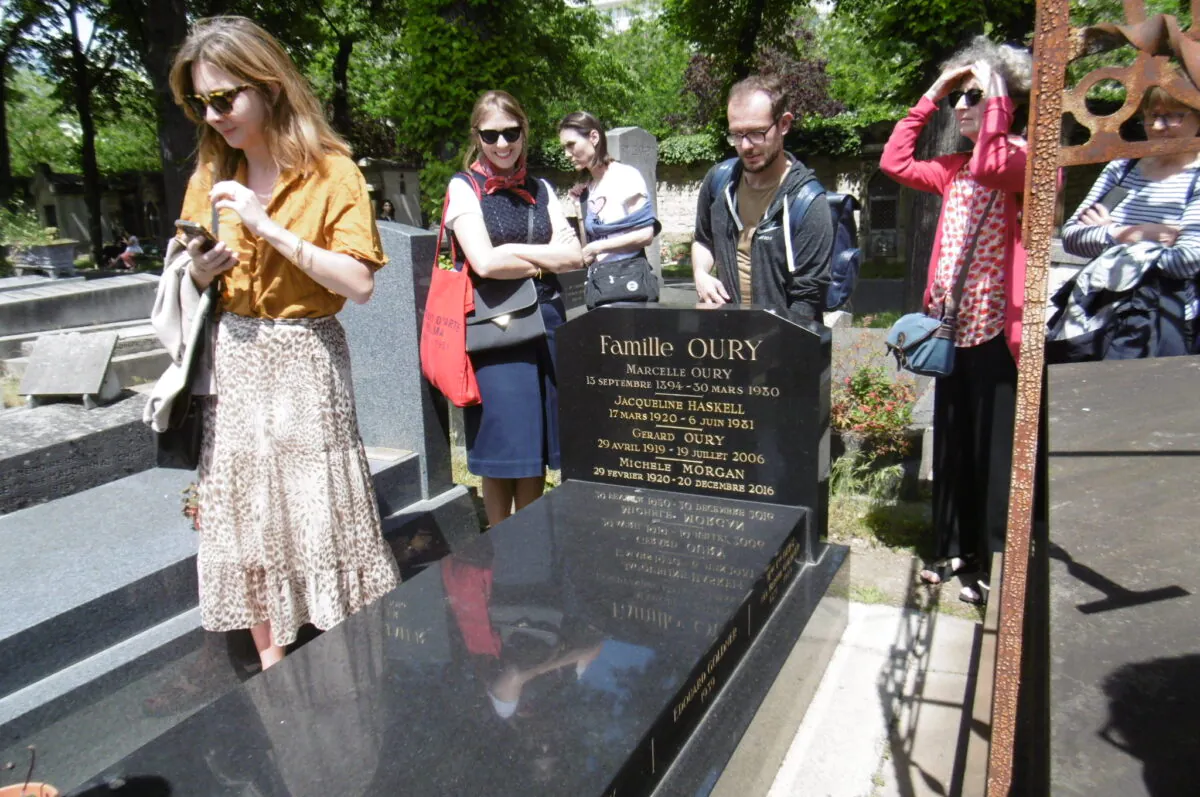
[557,305,832,542]
[77,481,809,796]
[1048,356,1200,797]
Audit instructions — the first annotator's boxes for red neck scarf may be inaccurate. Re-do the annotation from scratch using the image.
[469,159,536,204]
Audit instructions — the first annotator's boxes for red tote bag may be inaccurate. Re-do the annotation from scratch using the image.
[420,194,481,407]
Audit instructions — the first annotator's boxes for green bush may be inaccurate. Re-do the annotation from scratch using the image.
[0,202,58,249]
[659,133,723,167]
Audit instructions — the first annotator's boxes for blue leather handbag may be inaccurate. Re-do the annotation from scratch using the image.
[885,191,999,378]
[885,314,957,377]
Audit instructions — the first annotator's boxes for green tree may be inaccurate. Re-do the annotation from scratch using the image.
[5,69,79,176]
[830,0,1035,311]
[393,0,604,218]
[541,10,695,143]
[31,0,136,259]
[0,0,40,205]
[663,0,806,81]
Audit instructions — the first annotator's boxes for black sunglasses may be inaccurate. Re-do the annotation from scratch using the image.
[947,88,985,108]
[477,126,522,145]
[185,85,252,118]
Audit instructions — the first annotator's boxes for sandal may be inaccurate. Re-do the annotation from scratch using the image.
[959,580,990,606]
[919,557,975,586]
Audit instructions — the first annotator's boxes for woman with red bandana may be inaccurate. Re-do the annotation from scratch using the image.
[443,90,583,528]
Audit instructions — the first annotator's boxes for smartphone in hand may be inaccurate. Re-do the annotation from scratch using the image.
[175,220,218,252]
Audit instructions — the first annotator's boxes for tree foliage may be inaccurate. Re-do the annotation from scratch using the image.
[663,0,807,80]
[666,0,843,138]
[541,10,695,142]
[832,0,1036,97]
[392,0,604,217]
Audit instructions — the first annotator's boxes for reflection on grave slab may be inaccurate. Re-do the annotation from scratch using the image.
[78,483,806,796]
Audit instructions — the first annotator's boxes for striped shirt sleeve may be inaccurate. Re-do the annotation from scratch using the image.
[1062,160,1126,257]
[1063,160,1200,279]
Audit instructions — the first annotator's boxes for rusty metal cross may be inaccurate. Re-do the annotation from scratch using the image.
[989,0,1200,792]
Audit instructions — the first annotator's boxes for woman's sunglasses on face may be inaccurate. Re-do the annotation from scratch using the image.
[948,88,985,108]
[186,85,252,118]
[477,127,522,145]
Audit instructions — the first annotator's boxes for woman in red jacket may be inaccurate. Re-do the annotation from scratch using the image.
[880,37,1031,605]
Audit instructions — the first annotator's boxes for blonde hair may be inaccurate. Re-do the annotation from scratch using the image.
[462,90,530,170]
[169,16,349,180]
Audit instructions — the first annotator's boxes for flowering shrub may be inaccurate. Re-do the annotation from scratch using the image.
[831,366,917,460]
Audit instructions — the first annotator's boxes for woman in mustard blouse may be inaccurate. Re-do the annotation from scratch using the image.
[167,16,398,669]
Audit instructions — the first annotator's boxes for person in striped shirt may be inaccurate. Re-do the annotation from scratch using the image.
[1062,73,1200,354]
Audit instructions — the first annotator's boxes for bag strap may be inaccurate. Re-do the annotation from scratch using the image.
[206,170,223,307]
[784,179,826,274]
[526,190,536,245]
[944,189,1001,321]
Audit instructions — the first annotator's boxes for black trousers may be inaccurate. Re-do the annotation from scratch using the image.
[931,334,1017,578]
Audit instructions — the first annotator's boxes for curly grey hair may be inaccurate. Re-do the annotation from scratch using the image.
[941,36,1033,99]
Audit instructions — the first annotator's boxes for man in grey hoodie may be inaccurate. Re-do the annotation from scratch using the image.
[692,74,832,325]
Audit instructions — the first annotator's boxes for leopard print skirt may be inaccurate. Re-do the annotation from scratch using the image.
[197,312,400,647]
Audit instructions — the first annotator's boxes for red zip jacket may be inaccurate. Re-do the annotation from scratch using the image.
[880,95,1027,362]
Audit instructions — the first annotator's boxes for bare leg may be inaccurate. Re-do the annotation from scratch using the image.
[249,622,285,670]
[513,475,545,513]
[482,476,517,527]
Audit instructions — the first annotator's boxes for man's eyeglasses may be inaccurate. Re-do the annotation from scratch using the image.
[1144,111,1190,127]
[948,88,985,108]
[726,121,778,147]
[477,127,523,145]
[185,85,252,118]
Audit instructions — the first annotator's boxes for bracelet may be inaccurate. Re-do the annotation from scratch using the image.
[533,267,543,280]
[291,235,304,265]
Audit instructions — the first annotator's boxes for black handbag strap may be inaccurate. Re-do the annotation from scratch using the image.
[944,189,1001,321]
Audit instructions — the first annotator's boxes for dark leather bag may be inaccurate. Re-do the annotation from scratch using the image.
[465,277,545,353]
[585,253,658,309]
[464,195,546,353]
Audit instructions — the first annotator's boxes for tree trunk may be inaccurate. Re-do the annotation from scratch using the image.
[67,5,104,263]
[0,57,12,207]
[732,0,768,80]
[331,35,354,139]
[142,0,194,225]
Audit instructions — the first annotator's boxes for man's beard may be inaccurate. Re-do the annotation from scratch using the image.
[741,145,782,174]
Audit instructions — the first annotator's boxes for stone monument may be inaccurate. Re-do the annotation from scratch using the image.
[339,221,452,501]
[608,126,661,277]
[557,303,833,543]
[59,304,846,797]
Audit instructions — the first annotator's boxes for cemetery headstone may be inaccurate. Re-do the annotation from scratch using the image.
[19,331,121,408]
[608,127,661,276]
[557,304,832,545]
[339,221,452,500]
[52,302,846,797]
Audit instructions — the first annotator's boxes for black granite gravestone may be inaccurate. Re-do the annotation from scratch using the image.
[557,304,832,541]
[77,481,817,797]
[47,307,846,797]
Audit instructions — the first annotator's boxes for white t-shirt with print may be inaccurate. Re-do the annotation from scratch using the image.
[584,161,651,263]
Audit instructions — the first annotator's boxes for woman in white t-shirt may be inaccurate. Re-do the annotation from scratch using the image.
[444,90,582,528]
[559,112,660,309]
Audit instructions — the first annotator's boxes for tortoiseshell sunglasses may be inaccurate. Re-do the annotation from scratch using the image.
[185,85,252,118]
